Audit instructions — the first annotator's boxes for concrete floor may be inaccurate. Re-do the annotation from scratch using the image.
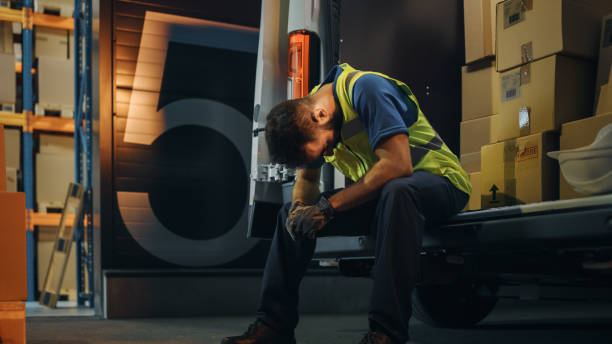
[26,299,612,344]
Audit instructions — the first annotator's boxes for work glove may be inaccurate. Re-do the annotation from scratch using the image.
[285,196,335,240]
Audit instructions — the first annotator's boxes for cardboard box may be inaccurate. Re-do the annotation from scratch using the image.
[496,0,612,72]
[481,131,558,208]
[559,113,612,199]
[0,301,26,344]
[6,167,17,192]
[37,56,74,114]
[464,172,482,211]
[0,22,13,54]
[462,60,501,121]
[464,0,504,63]
[0,124,4,192]
[461,151,481,173]
[35,27,69,58]
[4,128,20,170]
[35,153,74,208]
[461,115,495,154]
[35,0,74,17]
[0,52,15,104]
[0,192,27,301]
[594,14,612,110]
[495,55,595,142]
[37,226,77,296]
[39,133,74,155]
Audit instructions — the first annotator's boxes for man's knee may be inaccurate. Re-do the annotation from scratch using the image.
[279,202,292,221]
[380,177,417,202]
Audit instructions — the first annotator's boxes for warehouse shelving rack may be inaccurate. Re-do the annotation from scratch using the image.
[0,0,93,306]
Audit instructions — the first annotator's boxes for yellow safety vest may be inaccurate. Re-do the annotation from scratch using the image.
[312,63,471,195]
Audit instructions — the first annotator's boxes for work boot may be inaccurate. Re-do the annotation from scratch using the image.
[220,320,296,344]
[358,331,400,344]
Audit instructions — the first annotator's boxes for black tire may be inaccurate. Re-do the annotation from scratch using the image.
[412,282,498,328]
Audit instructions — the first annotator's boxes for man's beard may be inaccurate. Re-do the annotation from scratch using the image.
[329,109,343,145]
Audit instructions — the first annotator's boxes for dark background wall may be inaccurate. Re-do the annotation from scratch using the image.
[107,0,264,269]
[338,0,464,154]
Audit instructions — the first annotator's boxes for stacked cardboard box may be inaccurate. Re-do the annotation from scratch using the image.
[0,302,26,344]
[36,56,74,117]
[34,0,75,118]
[461,1,503,210]
[0,188,27,344]
[0,52,16,112]
[463,0,612,209]
[34,0,74,17]
[0,21,13,54]
[464,0,505,64]
[4,127,20,191]
[36,133,75,212]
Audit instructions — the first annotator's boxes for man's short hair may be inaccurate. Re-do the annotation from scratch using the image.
[265,98,314,168]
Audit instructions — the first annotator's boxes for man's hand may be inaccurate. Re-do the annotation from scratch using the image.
[285,196,335,240]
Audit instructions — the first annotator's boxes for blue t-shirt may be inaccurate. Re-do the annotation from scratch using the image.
[328,65,418,148]
[305,65,418,168]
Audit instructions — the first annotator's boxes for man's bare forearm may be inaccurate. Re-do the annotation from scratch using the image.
[327,158,409,211]
[292,168,321,205]
[328,134,413,212]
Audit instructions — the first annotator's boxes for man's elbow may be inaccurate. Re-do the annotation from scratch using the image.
[386,160,412,179]
[399,163,413,178]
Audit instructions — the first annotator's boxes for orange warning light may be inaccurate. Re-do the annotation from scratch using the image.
[288,30,311,99]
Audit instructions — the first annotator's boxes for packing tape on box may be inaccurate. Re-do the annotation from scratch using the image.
[520,64,531,84]
[503,0,532,29]
[503,140,518,202]
[521,42,533,64]
[519,107,531,136]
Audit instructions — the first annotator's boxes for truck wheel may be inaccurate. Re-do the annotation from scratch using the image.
[412,282,498,328]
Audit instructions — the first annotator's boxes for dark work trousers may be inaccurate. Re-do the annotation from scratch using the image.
[256,171,469,343]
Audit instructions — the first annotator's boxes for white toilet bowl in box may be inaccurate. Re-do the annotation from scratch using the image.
[547,123,612,195]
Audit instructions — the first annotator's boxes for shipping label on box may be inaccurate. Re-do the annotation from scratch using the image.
[496,0,612,72]
[481,131,558,208]
[495,55,595,142]
[559,113,612,199]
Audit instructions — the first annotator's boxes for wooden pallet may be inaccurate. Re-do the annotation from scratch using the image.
[39,182,84,308]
